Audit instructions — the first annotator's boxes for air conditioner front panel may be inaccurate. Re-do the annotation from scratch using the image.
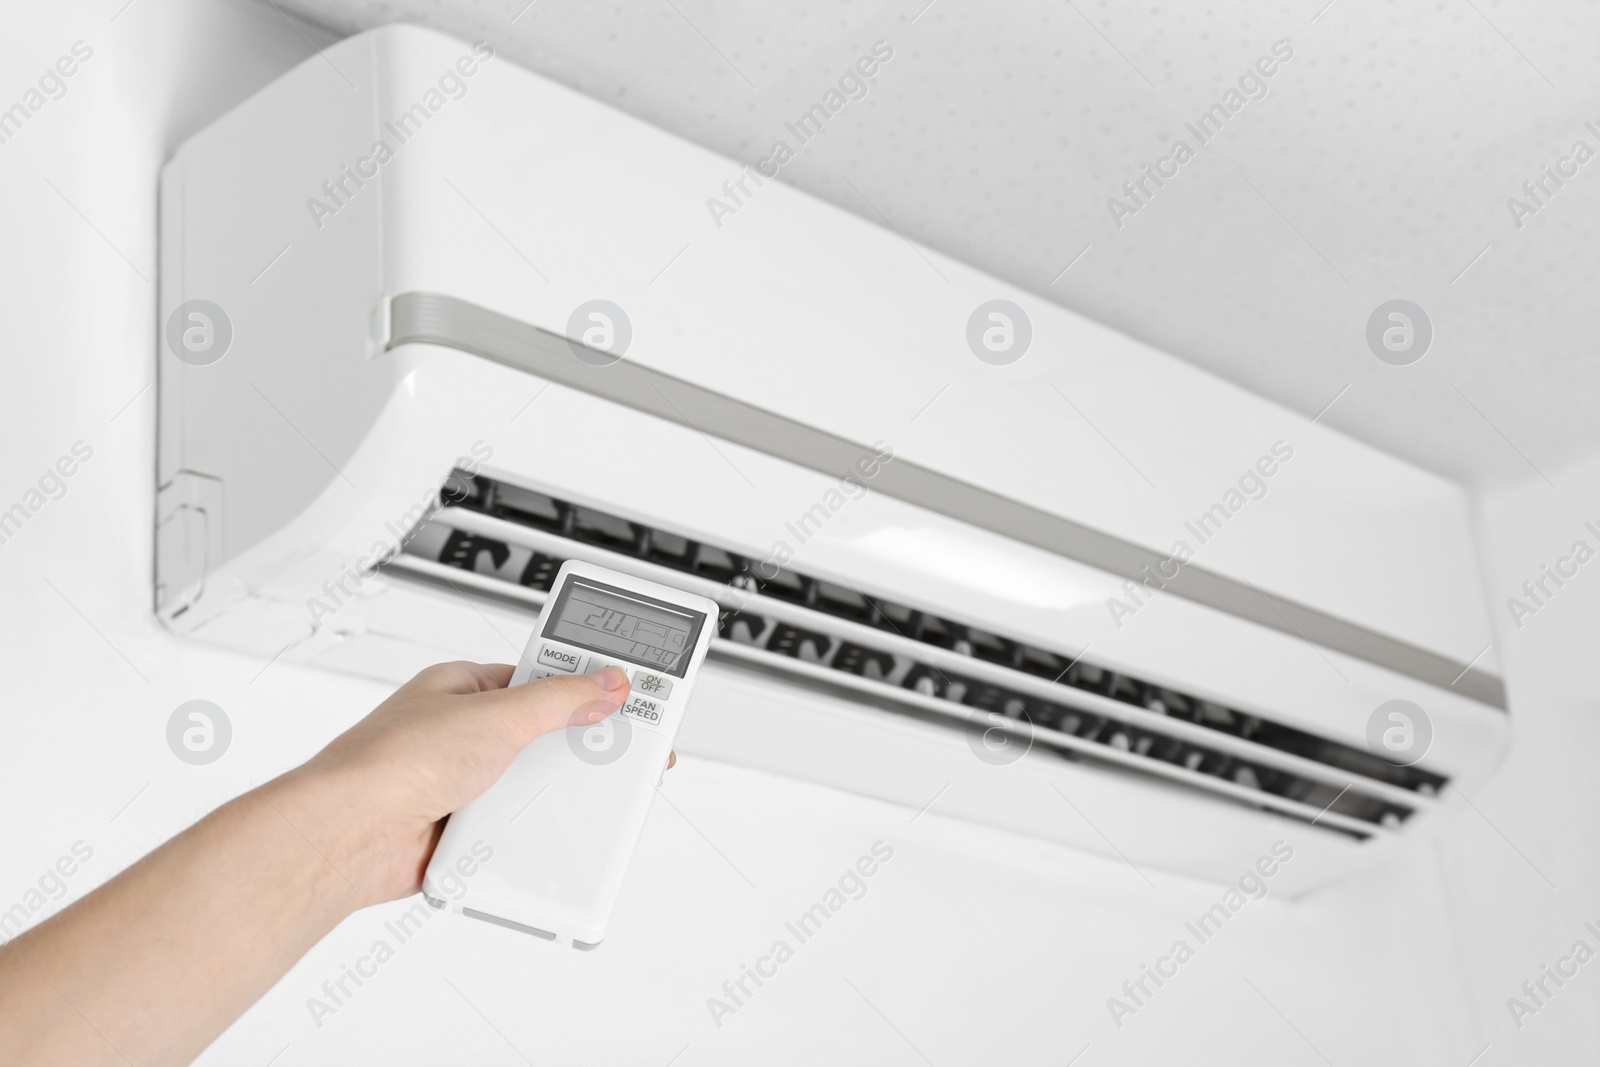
[370,26,1495,676]
[161,24,1496,677]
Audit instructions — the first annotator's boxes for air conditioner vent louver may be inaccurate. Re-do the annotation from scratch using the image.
[384,471,1451,840]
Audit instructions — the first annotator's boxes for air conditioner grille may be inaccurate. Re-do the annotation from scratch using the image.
[389,470,1450,838]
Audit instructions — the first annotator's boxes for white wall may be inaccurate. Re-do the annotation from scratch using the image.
[1434,458,1600,1058]
[0,2,1592,1064]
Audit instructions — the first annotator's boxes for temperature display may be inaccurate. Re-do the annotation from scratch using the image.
[542,576,707,678]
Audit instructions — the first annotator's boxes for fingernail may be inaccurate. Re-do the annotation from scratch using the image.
[587,665,630,691]
[587,710,608,722]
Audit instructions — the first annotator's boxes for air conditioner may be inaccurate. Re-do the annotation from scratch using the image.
[156,24,1509,895]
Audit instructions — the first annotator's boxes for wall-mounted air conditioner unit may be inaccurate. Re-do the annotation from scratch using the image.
[157,25,1508,895]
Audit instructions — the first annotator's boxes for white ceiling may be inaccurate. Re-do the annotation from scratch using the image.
[280,0,1600,487]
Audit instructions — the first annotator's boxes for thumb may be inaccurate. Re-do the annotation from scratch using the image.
[481,665,631,750]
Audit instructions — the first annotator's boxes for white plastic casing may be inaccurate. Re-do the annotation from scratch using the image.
[422,561,718,947]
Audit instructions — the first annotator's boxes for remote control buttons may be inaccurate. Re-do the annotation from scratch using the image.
[631,671,672,698]
[537,644,584,672]
[621,695,663,726]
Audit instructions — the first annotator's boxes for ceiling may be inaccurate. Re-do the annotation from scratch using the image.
[279,0,1600,488]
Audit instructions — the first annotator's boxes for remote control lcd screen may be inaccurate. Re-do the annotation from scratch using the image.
[542,577,706,677]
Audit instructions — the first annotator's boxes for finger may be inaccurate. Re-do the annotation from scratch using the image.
[667,751,677,770]
[479,666,630,749]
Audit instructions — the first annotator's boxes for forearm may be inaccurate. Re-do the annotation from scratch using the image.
[0,765,376,1066]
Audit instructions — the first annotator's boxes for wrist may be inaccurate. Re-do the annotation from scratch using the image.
[260,760,405,914]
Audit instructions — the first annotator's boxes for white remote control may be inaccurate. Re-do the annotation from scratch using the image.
[422,559,719,949]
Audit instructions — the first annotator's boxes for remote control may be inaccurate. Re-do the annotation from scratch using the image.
[422,559,718,948]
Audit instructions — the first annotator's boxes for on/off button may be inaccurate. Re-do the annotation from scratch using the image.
[537,644,584,672]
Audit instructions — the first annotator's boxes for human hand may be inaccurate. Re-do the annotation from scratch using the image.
[0,662,663,1067]
[293,661,659,909]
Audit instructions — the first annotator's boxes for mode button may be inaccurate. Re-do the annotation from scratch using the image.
[536,644,584,673]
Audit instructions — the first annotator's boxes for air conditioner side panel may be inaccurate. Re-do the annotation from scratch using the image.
[157,31,391,622]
